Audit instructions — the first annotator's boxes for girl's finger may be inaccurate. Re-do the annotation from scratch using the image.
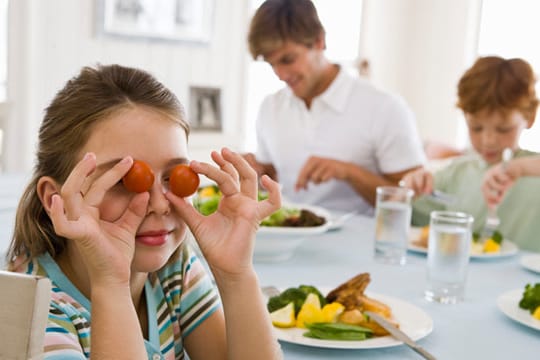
[115,192,150,234]
[84,156,133,207]
[61,153,97,220]
[192,156,239,196]
[257,175,282,219]
[221,148,258,198]
[211,149,241,184]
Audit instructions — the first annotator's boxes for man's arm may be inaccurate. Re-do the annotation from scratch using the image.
[242,153,278,181]
[294,156,421,206]
[342,163,421,206]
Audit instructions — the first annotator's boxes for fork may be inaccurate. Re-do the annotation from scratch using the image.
[480,148,513,240]
[261,286,280,298]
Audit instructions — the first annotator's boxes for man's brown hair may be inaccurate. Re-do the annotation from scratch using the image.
[247,0,325,59]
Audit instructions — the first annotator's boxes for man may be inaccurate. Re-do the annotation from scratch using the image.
[244,0,425,214]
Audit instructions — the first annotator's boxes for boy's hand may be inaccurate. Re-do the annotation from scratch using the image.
[399,168,434,197]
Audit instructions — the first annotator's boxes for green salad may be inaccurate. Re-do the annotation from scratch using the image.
[193,185,326,227]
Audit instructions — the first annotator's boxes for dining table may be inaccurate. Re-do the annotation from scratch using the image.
[253,213,540,360]
[1,173,539,359]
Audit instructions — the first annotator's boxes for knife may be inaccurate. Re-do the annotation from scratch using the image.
[364,311,437,360]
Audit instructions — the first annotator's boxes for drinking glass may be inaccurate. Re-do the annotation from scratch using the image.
[373,186,413,265]
[425,211,473,304]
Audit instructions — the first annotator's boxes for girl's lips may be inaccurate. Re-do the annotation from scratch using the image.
[136,230,171,247]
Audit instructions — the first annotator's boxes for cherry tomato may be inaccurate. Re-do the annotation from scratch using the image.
[122,160,155,193]
[170,164,200,197]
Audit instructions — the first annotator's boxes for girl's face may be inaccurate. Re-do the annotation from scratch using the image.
[465,109,533,165]
[80,106,189,273]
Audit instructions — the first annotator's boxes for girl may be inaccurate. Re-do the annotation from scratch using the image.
[6,64,283,359]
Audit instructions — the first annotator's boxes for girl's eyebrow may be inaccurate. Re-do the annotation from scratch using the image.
[94,157,190,172]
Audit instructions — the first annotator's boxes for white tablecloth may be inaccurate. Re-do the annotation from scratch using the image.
[254,214,540,360]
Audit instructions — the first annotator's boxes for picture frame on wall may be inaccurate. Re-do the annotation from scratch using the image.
[189,86,222,132]
[98,0,214,43]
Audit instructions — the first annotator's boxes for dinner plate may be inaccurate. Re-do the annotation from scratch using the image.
[254,204,331,262]
[257,204,331,235]
[269,290,433,349]
[497,288,540,331]
[407,227,518,259]
[326,211,358,231]
[520,254,540,273]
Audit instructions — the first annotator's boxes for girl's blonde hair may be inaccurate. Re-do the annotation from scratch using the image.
[7,64,189,264]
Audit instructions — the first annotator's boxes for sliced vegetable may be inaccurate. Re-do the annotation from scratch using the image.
[270,302,296,328]
[303,322,373,341]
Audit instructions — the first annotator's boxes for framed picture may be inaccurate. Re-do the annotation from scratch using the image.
[98,0,214,43]
[189,86,222,132]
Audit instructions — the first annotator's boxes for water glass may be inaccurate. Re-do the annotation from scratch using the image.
[373,186,414,265]
[425,211,473,304]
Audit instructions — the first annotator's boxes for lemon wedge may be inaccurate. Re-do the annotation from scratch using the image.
[303,293,321,309]
[533,306,540,320]
[483,238,501,253]
[270,302,295,328]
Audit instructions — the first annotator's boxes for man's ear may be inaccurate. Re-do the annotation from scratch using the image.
[37,176,61,213]
[526,109,536,129]
[313,32,326,50]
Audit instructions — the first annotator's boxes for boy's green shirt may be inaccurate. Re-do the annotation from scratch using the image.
[412,149,540,252]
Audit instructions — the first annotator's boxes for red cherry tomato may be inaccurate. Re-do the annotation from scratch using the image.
[122,160,155,193]
[170,164,200,197]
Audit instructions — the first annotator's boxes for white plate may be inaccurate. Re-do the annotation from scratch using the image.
[270,290,433,349]
[254,204,331,262]
[497,288,540,331]
[326,211,358,231]
[520,254,540,273]
[258,203,331,235]
[407,227,518,259]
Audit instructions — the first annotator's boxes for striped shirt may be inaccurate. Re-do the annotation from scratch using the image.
[14,244,220,359]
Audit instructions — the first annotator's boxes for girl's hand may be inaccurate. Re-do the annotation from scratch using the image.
[399,168,434,197]
[482,163,515,207]
[166,148,281,276]
[49,153,149,285]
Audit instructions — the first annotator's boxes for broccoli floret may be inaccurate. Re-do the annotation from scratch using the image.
[491,230,503,245]
[298,285,327,307]
[519,283,540,314]
[267,287,307,314]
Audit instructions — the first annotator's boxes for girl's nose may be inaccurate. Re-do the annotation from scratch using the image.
[146,183,170,215]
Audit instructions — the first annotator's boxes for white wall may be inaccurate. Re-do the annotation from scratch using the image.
[360,0,481,148]
[5,0,251,172]
[5,0,482,173]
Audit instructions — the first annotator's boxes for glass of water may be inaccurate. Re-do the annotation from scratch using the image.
[373,186,413,265]
[425,211,474,304]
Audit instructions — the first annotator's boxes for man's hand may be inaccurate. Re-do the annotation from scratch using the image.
[295,156,349,191]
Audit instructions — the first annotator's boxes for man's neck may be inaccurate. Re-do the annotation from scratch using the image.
[303,63,339,108]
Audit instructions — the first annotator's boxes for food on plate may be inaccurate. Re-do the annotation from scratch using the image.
[122,159,155,193]
[518,283,540,320]
[194,185,327,227]
[412,226,503,254]
[267,285,326,315]
[266,273,398,340]
[169,164,200,197]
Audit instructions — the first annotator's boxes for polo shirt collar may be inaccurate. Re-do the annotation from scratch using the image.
[286,66,353,113]
[317,66,353,113]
